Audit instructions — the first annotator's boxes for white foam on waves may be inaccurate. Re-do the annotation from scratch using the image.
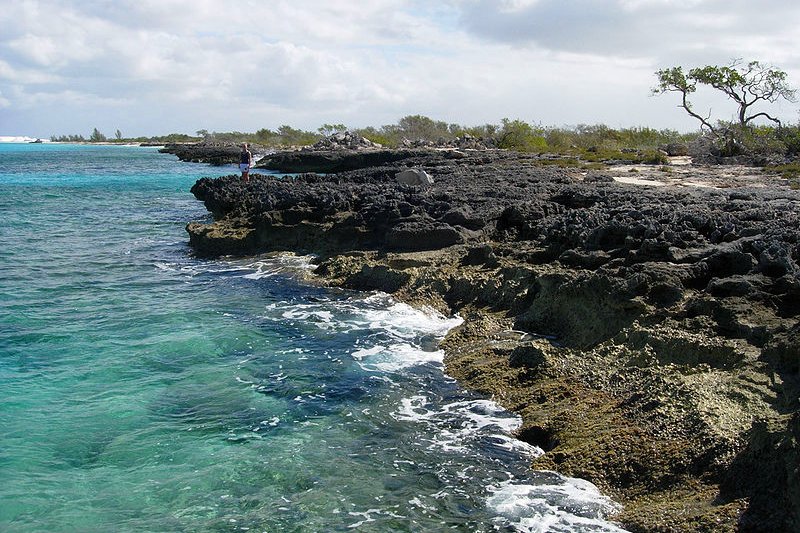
[240,254,316,279]
[346,295,462,372]
[154,253,315,278]
[393,395,541,456]
[487,477,629,532]
[350,342,444,372]
[391,394,628,530]
[272,292,463,372]
[201,256,627,531]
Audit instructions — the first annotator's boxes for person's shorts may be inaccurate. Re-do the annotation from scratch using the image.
[239,163,250,172]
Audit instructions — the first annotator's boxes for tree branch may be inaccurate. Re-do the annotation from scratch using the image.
[744,112,782,127]
[680,91,716,133]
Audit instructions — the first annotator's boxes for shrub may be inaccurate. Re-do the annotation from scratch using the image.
[496,119,548,152]
[764,162,800,180]
[775,125,800,156]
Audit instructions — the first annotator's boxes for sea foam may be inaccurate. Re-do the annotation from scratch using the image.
[241,254,627,531]
[487,477,628,532]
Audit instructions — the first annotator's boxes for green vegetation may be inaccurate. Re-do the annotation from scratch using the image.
[356,115,498,147]
[51,131,199,144]
[654,60,796,131]
[49,111,800,172]
[50,133,87,142]
[47,59,800,170]
[496,119,548,151]
[543,124,693,152]
[764,162,800,188]
[654,59,798,158]
[50,117,695,157]
[89,128,107,142]
[317,123,347,136]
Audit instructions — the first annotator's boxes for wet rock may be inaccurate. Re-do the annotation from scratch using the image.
[508,342,549,369]
[186,220,257,256]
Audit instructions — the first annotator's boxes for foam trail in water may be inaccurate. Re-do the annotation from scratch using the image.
[345,294,462,371]
[240,254,316,279]
[154,252,315,278]
[394,395,540,455]
[246,256,628,532]
[487,477,628,532]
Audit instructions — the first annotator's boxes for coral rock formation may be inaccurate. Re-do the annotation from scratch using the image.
[187,149,800,532]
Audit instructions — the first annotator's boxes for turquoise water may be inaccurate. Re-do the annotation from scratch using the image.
[0,144,626,532]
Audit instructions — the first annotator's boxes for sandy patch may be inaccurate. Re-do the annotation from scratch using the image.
[612,176,666,187]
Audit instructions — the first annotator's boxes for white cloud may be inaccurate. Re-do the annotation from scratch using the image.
[457,0,800,67]
[0,0,798,137]
[0,59,60,84]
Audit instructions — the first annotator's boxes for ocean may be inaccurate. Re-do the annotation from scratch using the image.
[0,143,627,532]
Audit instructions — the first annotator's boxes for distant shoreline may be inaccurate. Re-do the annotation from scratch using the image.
[0,139,163,147]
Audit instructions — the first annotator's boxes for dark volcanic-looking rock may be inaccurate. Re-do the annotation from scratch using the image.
[186,148,800,532]
[160,142,247,165]
[256,148,467,173]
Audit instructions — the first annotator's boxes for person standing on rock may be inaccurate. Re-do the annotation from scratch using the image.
[239,143,253,183]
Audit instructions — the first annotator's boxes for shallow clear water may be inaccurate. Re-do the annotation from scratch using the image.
[0,144,627,532]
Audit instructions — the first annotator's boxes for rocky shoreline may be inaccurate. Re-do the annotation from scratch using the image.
[185,147,799,532]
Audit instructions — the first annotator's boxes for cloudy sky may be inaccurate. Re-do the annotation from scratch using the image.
[1,0,799,138]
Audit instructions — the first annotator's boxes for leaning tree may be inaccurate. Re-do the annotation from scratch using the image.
[653,59,796,134]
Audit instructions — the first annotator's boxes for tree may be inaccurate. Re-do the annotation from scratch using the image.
[276,125,319,146]
[115,129,122,140]
[653,60,796,133]
[396,115,451,141]
[255,128,275,143]
[317,123,347,136]
[496,118,547,151]
[89,128,107,142]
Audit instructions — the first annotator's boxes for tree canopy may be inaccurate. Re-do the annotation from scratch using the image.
[653,60,796,132]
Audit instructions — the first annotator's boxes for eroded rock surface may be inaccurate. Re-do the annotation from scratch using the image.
[160,142,245,165]
[187,149,800,532]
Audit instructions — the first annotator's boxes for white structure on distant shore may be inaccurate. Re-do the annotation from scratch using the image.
[0,136,48,143]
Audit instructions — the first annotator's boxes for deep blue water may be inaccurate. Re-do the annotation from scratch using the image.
[0,143,626,532]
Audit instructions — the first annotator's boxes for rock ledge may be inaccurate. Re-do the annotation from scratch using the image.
[187,149,800,532]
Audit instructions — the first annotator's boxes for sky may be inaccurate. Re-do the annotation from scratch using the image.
[1,0,799,138]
